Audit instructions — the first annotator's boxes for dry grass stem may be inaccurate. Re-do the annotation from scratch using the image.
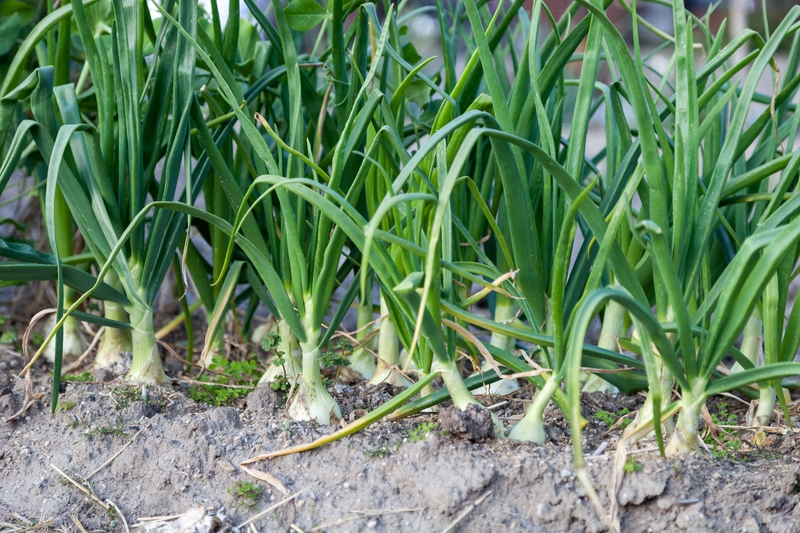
[69,515,87,533]
[48,463,109,511]
[61,326,105,375]
[439,490,492,533]
[239,464,290,496]
[86,425,147,480]
[237,487,310,529]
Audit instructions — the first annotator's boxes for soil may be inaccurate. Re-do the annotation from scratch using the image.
[0,280,798,533]
[1,361,800,533]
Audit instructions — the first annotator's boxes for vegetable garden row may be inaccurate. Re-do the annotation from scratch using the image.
[1,0,800,517]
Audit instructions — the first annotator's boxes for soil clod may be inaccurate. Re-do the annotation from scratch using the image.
[245,384,281,412]
[438,403,494,442]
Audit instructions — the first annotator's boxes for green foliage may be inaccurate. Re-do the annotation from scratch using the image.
[109,386,166,411]
[188,356,259,406]
[593,408,632,430]
[408,422,438,442]
[710,402,737,427]
[320,339,353,368]
[110,387,143,408]
[55,400,76,411]
[708,439,744,460]
[285,0,328,31]
[363,443,400,458]
[264,333,287,370]
[705,401,745,460]
[623,456,643,474]
[228,481,264,510]
[0,314,14,345]
[63,372,93,383]
[262,332,281,352]
[83,421,128,443]
[269,374,290,392]
[0,329,17,344]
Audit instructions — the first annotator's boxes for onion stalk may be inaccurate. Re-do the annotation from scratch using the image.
[349,288,377,380]
[94,271,132,369]
[369,295,411,388]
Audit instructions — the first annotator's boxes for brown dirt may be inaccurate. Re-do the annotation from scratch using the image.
[1,361,800,533]
[439,404,494,442]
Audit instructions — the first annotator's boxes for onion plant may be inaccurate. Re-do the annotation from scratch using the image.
[150,0,424,423]
[418,0,651,442]
[548,6,800,511]
[0,0,205,389]
[2,1,800,501]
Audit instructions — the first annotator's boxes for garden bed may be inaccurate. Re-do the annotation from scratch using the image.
[2,365,799,533]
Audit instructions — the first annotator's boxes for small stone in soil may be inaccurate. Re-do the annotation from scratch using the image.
[439,404,494,442]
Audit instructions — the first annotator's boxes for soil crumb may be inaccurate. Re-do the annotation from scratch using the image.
[439,403,494,442]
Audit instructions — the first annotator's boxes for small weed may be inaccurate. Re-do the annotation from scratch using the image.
[594,410,615,425]
[0,329,17,344]
[269,374,290,392]
[363,442,401,458]
[106,505,119,521]
[262,331,281,352]
[709,439,743,459]
[111,385,166,411]
[110,386,146,408]
[188,356,258,406]
[321,338,352,387]
[67,418,88,429]
[321,339,353,368]
[408,422,438,442]
[594,408,632,430]
[623,456,643,474]
[56,400,76,412]
[83,421,128,444]
[363,446,392,458]
[710,401,738,426]
[228,481,264,510]
[704,401,745,460]
[63,372,93,383]
[261,334,292,397]
[0,315,18,344]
